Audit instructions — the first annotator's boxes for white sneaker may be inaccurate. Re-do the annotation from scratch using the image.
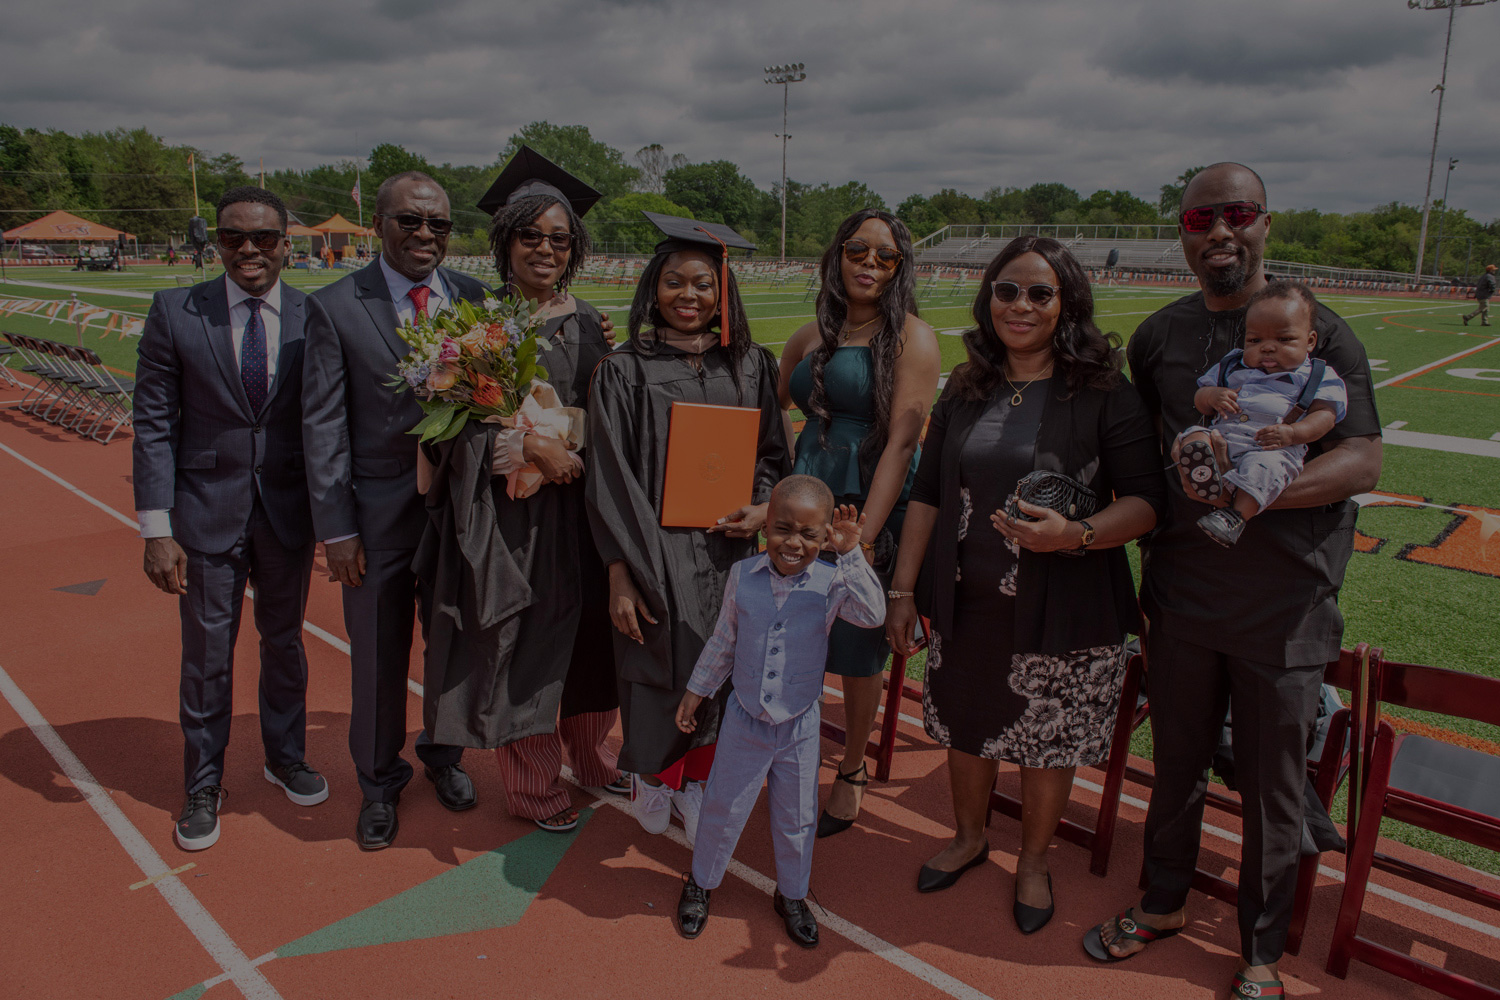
[631,774,674,835]
[672,781,704,847]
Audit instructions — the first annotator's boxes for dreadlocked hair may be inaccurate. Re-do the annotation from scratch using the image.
[486,194,592,296]
[806,209,918,483]
[626,249,755,404]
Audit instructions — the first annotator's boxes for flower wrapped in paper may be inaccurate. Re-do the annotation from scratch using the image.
[491,380,586,499]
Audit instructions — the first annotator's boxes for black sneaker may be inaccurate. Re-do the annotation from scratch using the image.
[176,786,227,851]
[1197,507,1246,547]
[677,872,712,939]
[264,760,329,806]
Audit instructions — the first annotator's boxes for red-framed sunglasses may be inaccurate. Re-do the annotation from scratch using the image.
[1179,201,1266,233]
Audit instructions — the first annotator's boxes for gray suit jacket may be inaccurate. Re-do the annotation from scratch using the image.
[132,277,314,555]
[302,261,491,551]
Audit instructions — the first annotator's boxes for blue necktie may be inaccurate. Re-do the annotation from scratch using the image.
[241,298,268,413]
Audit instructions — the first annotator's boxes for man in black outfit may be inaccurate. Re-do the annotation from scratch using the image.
[1083,163,1382,996]
[302,172,491,849]
[1462,263,1495,326]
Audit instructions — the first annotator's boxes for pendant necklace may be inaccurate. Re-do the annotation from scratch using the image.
[1003,366,1052,406]
[840,314,880,344]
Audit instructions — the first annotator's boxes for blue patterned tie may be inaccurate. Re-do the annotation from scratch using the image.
[241,297,268,413]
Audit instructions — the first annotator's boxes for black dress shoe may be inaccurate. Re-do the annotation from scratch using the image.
[357,797,399,850]
[916,845,990,893]
[1013,871,1055,934]
[774,891,819,949]
[424,764,477,811]
[677,873,711,939]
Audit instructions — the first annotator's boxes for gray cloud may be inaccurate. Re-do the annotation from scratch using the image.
[2,0,1496,218]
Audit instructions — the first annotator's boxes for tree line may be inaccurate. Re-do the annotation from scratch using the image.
[1,121,1495,277]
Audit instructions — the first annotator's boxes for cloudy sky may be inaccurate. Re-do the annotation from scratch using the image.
[4,0,1498,217]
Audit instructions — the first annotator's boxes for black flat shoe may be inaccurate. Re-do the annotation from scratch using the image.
[424,764,477,812]
[1013,871,1054,934]
[816,760,869,839]
[774,891,819,949]
[677,873,711,939]
[916,845,989,893]
[356,797,399,850]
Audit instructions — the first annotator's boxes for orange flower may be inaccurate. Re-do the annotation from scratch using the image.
[484,322,509,348]
[426,366,458,393]
[471,372,503,408]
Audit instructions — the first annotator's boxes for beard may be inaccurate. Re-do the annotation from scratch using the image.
[1198,245,1262,297]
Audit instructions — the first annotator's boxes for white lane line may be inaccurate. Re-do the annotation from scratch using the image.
[0,276,157,300]
[0,663,282,1000]
[8,438,1499,948]
[1374,337,1500,389]
[1382,428,1500,459]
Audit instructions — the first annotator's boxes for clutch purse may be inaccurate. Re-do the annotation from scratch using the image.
[1004,470,1100,522]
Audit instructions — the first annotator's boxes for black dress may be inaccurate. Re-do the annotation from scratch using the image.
[920,382,1129,769]
[586,340,790,775]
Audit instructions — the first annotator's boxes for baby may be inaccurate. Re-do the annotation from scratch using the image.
[673,475,883,948]
[1177,280,1348,547]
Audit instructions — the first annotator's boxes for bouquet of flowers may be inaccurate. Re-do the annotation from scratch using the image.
[387,295,555,444]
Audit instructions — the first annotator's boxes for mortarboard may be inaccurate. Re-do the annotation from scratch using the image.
[477,146,602,218]
[642,211,757,346]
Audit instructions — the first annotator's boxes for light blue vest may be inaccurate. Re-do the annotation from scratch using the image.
[731,559,837,724]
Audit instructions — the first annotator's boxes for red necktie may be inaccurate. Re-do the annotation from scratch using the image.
[407,284,430,318]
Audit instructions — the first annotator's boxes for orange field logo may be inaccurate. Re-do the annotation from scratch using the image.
[1354,492,1500,580]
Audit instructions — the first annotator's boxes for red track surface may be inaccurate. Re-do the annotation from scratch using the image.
[1,397,1497,1000]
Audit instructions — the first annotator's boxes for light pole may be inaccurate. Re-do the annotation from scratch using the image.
[1433,157,1458,276]
[764,62,806,261]
[1409,0,1496,281]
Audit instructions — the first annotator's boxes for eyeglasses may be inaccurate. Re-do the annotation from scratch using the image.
[842,239,902,271]
[1179,201,1266,234]
[382,214,454,237]
[992,280,1059,306]
[514,227,575,252]
[217,228,285,252]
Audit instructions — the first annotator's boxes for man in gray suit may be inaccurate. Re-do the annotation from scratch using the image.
[133,186,327,852]
[302,171,491,849]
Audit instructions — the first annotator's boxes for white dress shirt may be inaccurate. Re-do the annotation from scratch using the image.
[137,276,284,539]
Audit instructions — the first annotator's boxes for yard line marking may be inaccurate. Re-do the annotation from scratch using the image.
[1384,421,1408,430]
[0,663,282,1000]
[0,276,157,300]
[129,862,196,890]
[1374,337,1500,389]
[1382,428,1500,459]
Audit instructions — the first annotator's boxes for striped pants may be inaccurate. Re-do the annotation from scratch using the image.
[494,710,620,820]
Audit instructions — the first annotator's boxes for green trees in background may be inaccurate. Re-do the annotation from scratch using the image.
[1,120,1496,274]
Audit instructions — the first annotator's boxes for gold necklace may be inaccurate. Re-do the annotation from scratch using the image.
[1003,366,1052,406]
[839,315,880,343]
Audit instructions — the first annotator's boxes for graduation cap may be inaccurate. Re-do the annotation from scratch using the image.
[643,211,757,346]
[476,146,602,218]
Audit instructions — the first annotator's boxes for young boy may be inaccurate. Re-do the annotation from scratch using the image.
[1177,280,1348,547]
[673,475,883,948]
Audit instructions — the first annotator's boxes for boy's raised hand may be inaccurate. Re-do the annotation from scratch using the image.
[826,503,866,556]
[675,691,703,733]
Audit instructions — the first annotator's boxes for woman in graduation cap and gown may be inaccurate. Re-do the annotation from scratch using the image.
[414,147,623,833]
[586,212,791,839]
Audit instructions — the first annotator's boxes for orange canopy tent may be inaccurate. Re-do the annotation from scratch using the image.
[4,210,135,241]
[311,213,374,236]
[286,224,322,238]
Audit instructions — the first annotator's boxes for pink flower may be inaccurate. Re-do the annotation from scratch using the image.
[437,338,460,362]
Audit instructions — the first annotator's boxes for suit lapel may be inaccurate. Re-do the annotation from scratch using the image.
[354,262,409,362]
[262,285,304,411]
[196,279,254,419]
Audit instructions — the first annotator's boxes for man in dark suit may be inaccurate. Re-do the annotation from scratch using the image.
[302,171,491,849]
[133,186,326,852]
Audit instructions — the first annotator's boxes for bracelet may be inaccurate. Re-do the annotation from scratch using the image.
[859,541,875,552]
[886,589,915,600]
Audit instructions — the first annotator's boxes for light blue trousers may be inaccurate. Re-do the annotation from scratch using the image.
[691,695,821,900]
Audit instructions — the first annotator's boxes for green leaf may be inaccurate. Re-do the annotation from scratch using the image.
[410,403,457,441]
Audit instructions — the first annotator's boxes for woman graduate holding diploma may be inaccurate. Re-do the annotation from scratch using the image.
[586,212,790,841]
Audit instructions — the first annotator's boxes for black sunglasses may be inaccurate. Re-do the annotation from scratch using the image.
[382,214,454,237]
[514,227,575,252]
[992,280,1058,306]
[217,228,285,252]
[842,239,902,271]
[1179,201,1266,234]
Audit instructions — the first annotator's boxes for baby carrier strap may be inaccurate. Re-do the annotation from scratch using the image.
[1282,358,1326,424]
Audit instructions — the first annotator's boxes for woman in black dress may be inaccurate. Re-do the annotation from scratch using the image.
[886,236,1164,932]
[586,214,790,841]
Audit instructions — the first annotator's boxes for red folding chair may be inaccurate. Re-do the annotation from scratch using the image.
[820,620,927,782]
[1326,652,1500,999]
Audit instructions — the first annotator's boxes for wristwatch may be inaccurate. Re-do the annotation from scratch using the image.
[1076,520,1096,551]
[887,589,915,600]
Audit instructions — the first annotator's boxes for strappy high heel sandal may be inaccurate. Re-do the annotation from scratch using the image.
[816,760,868,839]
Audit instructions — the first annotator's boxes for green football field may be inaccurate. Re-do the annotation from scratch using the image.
[3,262,1497,870]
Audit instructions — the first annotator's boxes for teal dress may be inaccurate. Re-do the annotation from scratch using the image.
[789,346,918,677]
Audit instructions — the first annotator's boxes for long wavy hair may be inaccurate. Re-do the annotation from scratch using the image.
[947,236,1121,402]
[805,209,918,480]
[486,193,591,296]
[626,249,755,402]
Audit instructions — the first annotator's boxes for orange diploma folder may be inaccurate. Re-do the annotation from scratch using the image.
[660,402,760,528]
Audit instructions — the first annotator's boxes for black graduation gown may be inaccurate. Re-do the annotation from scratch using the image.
[415,299,616,750]
[585,340,790,775]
